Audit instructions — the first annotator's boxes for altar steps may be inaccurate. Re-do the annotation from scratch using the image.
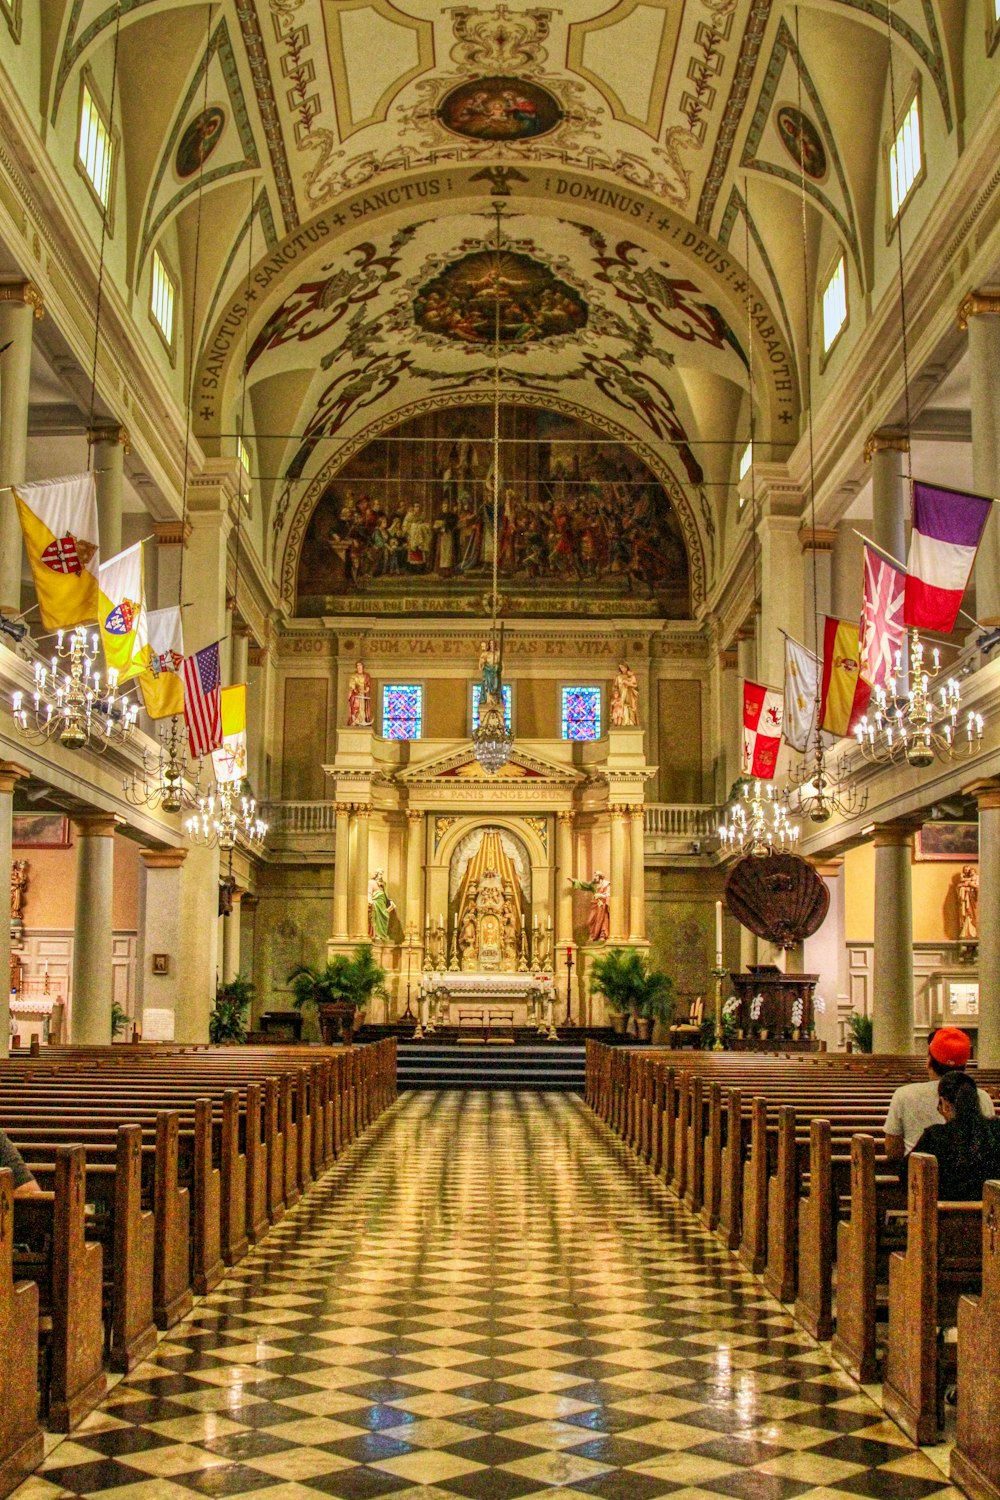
[397,1042,587,1092]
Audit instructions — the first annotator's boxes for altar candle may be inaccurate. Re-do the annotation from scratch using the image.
[715,900,723,966]
[546,914,552,930]
[439,913,444,930]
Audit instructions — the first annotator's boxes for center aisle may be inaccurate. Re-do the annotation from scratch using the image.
[24,1092,958,1500]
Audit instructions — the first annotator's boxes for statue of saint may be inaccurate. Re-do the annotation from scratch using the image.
[347,660,373,727]
[367,870,396,942]
[957,863,979,940]
[10,859,28,922]
[478,637,501,699]
[611,661,639,727]
[571,871,611,943]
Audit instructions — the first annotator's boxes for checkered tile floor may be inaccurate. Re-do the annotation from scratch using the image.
[16,1091,962,1500]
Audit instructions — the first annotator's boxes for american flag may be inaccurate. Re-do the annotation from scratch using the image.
[182,642,222,760]
[859,544,906,690]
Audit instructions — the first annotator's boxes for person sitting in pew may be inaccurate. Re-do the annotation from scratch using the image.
[0,1127,41,1195]
[884,1027,995,1160]
[910,1071,1000,1200]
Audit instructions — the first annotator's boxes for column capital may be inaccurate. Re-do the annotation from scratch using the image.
[247,642,269,668]
[798,526,838,553]
[965,776,1000,811]
[628,805,644,820]
[352,803,371,819]
[140,846,188,869]
[863,430,909,463]
[72,811,126,838]
[557,809,575,826]
[152,519,192,547]
[87,423,131,454]
[811,857,843,877]
[335,800,351,817]
[0,281,44,320]
[871,818,922,847]
[0,760,30,796]
[406,808,423,824]
[957,288,1000,331]
[718,648,738,671]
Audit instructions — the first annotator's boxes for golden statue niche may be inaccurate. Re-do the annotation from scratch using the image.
[453,829,528,974]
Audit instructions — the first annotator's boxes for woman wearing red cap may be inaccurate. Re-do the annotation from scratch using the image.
[883,1026,995,1160]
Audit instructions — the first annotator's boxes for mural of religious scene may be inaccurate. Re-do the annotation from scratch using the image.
[296,404,691,617]
[438,76,563,141]
[175,105,226,178]
[414,250,587,345]
[775,104,827,181]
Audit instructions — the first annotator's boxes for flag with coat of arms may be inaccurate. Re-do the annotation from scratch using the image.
[211,684,248,784]
[819,616,871,737]
[98,541,148,683]
[139,606,185,719]
[11,472,99,629]
[741,680,784,779]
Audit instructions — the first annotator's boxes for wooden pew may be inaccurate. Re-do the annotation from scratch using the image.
[0,1168,44,1499]
[830,1134,907,1383]
[13,1147,105,1430]
[883,1153,983,1444]
[951,1179,1000,1500]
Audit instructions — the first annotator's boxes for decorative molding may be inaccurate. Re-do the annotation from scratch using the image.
[139,847,188,869]
[863,430,910,462]
[0,279,44,318]
[696,0,771,230]
[87,422,131,453]
[957,288,1000,330]
[152,520,192,546]
[798,526,837,553]
[232,0,298,233]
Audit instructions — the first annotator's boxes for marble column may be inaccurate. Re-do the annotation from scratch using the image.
[70,813,121,1044]
[0,282,43,614]
[404,810,423,938]
[754,473,804,689]
[184,461,236,663]
[333,802,350,939]
[872,822,918,1054]
[557,810,574,948]
[970,779,1000,1066]
[864,431,909,568]
[628,806,645,941]
[231,623,249,685]
[351,805,370,939]
[223,889,244,984]
[0,762,29,1058]
[609,805,626,942]
[137,847,187,1035]
[88,423,129,561]
[958,290,1000,624]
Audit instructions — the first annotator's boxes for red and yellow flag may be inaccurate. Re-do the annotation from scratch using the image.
[820,616,872,737]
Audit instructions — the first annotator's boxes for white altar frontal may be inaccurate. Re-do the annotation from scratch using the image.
[420,971,554,1029]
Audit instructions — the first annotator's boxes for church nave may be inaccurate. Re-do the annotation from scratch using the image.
[20,1092,958,1500]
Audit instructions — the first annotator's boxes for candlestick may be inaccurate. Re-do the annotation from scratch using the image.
[546,914,551,930]
[714,899,723,968]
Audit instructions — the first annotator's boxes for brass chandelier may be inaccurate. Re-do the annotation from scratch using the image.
[13,627,139,752]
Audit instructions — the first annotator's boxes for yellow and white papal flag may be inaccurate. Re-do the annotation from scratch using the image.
[98,541,148,683]
[211,683,248,784]
[139,606,185,720]
[12,472,99,629]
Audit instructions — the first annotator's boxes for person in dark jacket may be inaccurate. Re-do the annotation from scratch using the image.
[0,1128,40,1195]
[911,1071,1000,1200]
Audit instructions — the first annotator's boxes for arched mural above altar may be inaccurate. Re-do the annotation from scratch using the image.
[296,403,690,618]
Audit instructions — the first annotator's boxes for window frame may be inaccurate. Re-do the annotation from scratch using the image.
[381,681,424,741]
[988,0,1000,57]
[560,683,604,742]
[819,250,849,367]
[1,0,22,43]
[76,68,118,228]
[149,248,178,358]
[884,75,925,238]
[471,681,513,735]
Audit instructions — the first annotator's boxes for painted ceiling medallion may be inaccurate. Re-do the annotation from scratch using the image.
[414,250,587,345]
[438,76,563,141]
[774,104,827,181]
[175,105,226,179]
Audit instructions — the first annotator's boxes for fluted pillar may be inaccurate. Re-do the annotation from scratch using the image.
[609,805,627,942]
[864,431,909,569]
[333,802,350,939]
[223,889,244,984]
[351,805,370,939]
[969,780,1000,1065]
[872,821,918,1054]
[557,810,574,947]
[958,290,1000,623]
[88,423,129,561]
[628,806,645,941]
[70,813,122,1043]
[0,762,29,1058]
[0,282,43,613]
[405,810,424,937]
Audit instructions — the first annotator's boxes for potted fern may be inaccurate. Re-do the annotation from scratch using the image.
[288,944,387,1044]
[589,947,676,1042]
[210,973,254,1044]
[846,1011,873,1054]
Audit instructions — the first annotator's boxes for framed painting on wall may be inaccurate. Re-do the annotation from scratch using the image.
[914,822,979,862]
[12,813,70,849]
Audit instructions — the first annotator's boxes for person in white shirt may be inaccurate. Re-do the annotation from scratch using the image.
[884,1026,995,1159]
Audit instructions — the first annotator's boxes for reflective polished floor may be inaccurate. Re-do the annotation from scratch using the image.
[19,1091,961,1500]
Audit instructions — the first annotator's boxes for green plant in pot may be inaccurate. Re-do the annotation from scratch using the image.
[111,999,129,1041]
[847,1011,873,1054]
[210,973,254,1044]
[288,944,387,1044]
[589,946,676,1042]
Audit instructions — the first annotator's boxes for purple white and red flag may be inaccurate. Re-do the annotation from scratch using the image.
[860,544,906,690]
[183,642,222,760]
[904,481,993,632]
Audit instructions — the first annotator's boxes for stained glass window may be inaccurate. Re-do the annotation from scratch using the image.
[472,684,512,732]
[382,684,422,739]
[562,686,601,741]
